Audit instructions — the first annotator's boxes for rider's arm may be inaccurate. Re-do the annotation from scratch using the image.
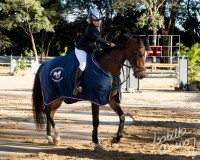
[87,25,115,47]
[96,37,116,47]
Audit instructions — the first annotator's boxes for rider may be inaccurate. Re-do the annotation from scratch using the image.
[73,9,116,95]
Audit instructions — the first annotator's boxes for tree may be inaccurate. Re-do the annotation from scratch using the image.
[39,1,65,58]
[158,0,181,57]
[180,43,200,83]
[159,0,180,36]
[0,34,12,55]
[0,0,55,61]
[113,0,166,45]
[178,0,200,44]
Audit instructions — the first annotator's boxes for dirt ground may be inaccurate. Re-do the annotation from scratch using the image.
[0,75,200,160]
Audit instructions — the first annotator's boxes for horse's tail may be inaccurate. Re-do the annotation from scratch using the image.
[32,63,46,129]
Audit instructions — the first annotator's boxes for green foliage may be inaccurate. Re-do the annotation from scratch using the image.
[0,0,57,58]
[179,43,200,83]
[0,0,199,57]
[24,49,34,57]
[16,58,29,71]
[0,0,55,32]
[112,0,165,31]
[112,0,136,14]
[178,43,190,56]
[0,35,12,52]
[137,12,164,31]
[59,46,68,56]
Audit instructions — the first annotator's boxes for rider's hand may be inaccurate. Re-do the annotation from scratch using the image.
[110,43,116,47]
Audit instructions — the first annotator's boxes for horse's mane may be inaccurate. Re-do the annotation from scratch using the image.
[94,34,132,60]
[112,34,132,46]
[94,33,150,60]
[102,34,131,53]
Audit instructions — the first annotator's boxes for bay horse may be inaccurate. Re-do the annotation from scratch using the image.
[32,33,150,150]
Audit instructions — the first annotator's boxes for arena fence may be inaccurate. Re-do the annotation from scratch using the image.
[0,55,39,75]
[0,55,188,91]
[120,56,188,91]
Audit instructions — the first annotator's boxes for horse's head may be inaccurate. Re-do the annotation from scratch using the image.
[100,33,150,79]
[125,35,150,79]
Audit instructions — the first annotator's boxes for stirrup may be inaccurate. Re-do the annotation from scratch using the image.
[73,85,82,95]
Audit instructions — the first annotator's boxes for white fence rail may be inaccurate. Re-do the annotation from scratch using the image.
[0,56,39,75]
[0,55,188,90]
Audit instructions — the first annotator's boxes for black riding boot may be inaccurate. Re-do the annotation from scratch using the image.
[73,68,84,95]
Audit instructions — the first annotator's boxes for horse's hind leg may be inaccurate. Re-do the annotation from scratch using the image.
[46,115,54,144]
[91,103,102,150]
[108,95,125,143]
[44,99,63,145]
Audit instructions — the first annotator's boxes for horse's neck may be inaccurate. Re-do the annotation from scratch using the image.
[97,49,126,77]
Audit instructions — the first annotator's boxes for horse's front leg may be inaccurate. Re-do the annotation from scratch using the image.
[91,103,102,150]
[108,95,125,143]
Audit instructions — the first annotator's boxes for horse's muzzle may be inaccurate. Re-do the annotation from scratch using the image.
[133,72,146,79]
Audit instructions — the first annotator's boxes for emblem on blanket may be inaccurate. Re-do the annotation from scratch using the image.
[50,67,63,82]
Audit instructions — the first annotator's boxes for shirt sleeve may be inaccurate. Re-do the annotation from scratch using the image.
[86,25,111,46]
[96,37,111,46]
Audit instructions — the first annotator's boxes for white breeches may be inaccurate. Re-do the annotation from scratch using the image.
[75,47,87,71]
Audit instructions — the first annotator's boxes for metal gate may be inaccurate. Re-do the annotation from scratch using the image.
[120,57,188,92]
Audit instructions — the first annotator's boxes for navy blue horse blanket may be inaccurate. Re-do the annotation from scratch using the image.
[39,51,121,105]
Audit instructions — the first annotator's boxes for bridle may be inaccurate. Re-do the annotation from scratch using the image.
[99,37,146,86]
[127,45,146,73]
[100,38,145,72]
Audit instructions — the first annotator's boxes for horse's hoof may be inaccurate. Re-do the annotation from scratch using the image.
[111,138,120,148]
[48,141,54,145]
[53,138,61,146]
[46,136,54,145]
[111,142,119,148]
[112,135,122,143]
[94,143,102,150]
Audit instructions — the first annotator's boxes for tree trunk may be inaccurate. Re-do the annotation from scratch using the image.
[28,24,38,62]
[152,28,157,46]
[158,1,179,62]
[161,30,169,61]
[46,33,55,59]
[29,28,38,62]
[170,2,179,35]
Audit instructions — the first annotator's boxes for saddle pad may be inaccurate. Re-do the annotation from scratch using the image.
[39,51,121,105]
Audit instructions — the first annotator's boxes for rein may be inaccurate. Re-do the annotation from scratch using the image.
[97,48,142,88]
[96,34,147,89]
[98,47,144,70]
[98,35,145,72]
[97,42,145,84]
[97,50,130,86]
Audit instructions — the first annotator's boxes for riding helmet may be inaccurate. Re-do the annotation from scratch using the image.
[88,9,103,21]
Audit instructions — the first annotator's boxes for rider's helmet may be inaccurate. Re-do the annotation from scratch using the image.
[88,9,103,22]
